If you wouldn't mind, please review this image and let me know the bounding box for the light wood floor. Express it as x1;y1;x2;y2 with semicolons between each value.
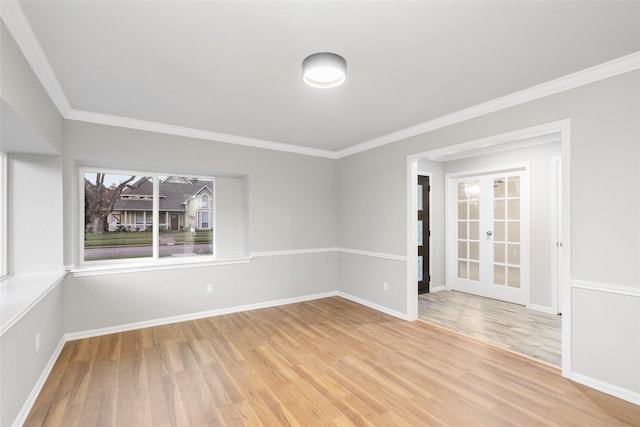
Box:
418;291;562;366
26;297;638;426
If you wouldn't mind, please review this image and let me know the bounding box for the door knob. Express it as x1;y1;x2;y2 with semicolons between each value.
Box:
486;231;493;237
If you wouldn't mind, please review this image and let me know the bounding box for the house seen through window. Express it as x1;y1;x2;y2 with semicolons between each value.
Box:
83;170;214;262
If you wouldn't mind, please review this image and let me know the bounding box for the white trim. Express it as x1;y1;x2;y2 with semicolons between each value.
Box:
406;160;419;320
78;167;222;272
559;120;572;378
337;291;410;321
67;109;338;159
2;1;636;159
429;286;445;293
67;52;640;160
550;155;562;315
416;121;566;161
407;119;572;378
429;133;561;163
13;291;406;425
72;246;409;276
527;304;557;315
571;280;640;298
251;247;337;258
570;372;640;406
152;172;159;259
0;1;72;115
0;271;66;336
12;336;66;427
337;247;407;262
64;291;339;341
71;256;252;277
338;52;640;158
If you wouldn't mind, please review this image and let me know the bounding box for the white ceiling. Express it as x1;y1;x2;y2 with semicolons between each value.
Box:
9;1;640;154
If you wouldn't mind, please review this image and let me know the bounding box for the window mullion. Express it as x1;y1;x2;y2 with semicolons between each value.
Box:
153;175;159;259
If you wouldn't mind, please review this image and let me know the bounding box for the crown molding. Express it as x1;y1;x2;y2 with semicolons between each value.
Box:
336;51;640;159
3;0;638;160
0;1;71;115
2;1;336;159
66;109;338;159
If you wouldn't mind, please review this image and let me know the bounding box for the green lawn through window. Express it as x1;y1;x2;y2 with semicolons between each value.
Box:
85;230;213;246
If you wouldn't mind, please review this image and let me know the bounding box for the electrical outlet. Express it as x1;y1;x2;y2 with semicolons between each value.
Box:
206;284;214;294
35;333;40;352
383;281;389;291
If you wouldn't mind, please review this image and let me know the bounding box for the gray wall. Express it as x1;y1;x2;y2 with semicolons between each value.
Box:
215;175;248;258
0;285;63;427
62;120;338;333
10;154;64;275
0;18;65;427
65;252;337;333
337;70;640;396
0;22;63;154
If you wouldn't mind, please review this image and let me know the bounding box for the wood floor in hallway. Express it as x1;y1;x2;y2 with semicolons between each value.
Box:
26;297;638;426
418;290;562;366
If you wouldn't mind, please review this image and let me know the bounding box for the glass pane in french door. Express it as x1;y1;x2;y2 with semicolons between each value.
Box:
457;181;480;281
493;176;521;288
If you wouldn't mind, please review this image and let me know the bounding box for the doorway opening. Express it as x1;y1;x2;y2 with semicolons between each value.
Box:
406;120;571;376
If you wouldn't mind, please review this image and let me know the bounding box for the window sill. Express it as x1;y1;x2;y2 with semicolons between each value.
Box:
70;256;252;277
0;271;66;336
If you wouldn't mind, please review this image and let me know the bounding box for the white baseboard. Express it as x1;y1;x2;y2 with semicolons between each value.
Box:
527;303;558;315
13;336;66;427
570;372;640;406
429;286;446;293
336;291;410;321
65;291;338;341
12;290;640;426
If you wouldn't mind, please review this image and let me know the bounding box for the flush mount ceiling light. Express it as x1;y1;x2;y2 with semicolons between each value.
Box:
302;52;346;88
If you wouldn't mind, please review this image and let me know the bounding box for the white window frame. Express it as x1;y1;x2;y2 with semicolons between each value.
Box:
0;152;8;278
78;167;219;272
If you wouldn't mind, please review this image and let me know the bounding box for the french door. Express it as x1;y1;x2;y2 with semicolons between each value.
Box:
447;168;529;305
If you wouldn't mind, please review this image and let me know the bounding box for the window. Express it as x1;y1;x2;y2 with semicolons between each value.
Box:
198;211;210;229
81;168;215;264
0;152;7;277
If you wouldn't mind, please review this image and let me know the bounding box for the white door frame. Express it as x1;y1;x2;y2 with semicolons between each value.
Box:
406;119;572;378
550;155;562;315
